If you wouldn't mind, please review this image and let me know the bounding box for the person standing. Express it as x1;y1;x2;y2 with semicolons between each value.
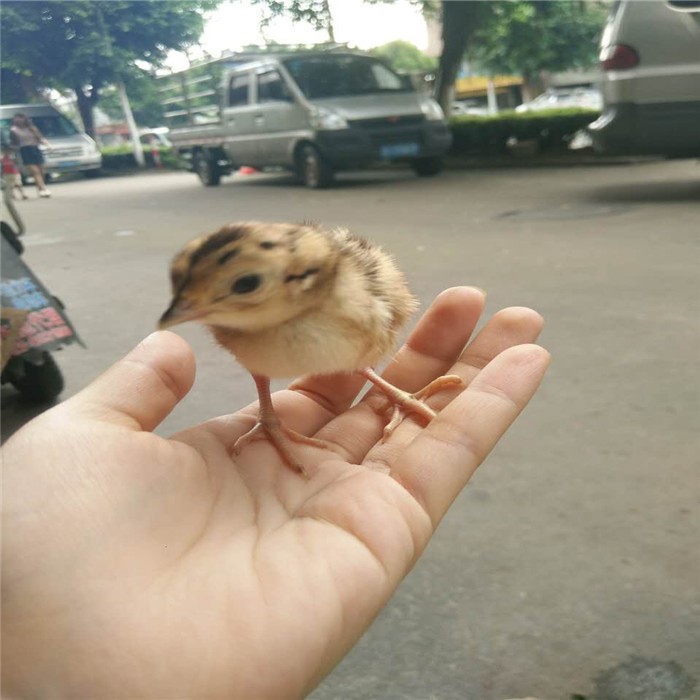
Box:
10;113;51;198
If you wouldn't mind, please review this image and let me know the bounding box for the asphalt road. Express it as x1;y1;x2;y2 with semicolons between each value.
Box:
3;161;699;699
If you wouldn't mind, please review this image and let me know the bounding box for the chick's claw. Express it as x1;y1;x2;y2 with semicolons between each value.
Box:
359;368;465;440
414;374;466;401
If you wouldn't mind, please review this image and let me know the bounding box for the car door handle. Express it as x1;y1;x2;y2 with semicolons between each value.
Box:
254;114;264;125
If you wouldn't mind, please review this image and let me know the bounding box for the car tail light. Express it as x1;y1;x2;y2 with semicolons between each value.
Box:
600;44;640;70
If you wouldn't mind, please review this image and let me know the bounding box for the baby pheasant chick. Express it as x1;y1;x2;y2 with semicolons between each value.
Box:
159;221;462;474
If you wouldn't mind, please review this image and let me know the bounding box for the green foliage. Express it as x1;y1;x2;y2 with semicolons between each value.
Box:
468;1;608;78
370;41;437;73
247;0;335;39
101;147;184;171
0;69;34;104
449;108;600;156
1;0;220;131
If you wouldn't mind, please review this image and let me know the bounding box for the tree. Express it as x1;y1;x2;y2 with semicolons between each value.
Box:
246;0;484;112
468;1;608;99
0;69;39;105
370;40;436;73
432;1;491;113
248;0;337;42
1;1;220;137
99;72;166;128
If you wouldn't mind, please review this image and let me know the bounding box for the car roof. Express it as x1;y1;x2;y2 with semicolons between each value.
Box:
229;51;372;72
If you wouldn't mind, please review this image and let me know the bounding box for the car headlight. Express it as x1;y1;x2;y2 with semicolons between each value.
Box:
309;107;348;130
420;99;445;121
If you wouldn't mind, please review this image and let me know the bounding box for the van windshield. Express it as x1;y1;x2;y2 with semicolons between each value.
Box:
1;114;79;138
282;55;409;99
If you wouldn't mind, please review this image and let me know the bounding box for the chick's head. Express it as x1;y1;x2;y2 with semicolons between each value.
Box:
158;222;339;333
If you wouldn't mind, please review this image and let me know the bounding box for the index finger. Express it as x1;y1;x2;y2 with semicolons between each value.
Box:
391;344;551;528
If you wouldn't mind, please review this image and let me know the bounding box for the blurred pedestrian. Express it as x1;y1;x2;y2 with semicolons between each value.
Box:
2;142;28;200
10;113;51;198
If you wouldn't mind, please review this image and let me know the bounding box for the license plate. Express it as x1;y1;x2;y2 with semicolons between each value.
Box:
380;143;419;159
58;160;79;167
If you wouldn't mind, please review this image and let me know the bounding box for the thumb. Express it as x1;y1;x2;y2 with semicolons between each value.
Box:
66;331;195;432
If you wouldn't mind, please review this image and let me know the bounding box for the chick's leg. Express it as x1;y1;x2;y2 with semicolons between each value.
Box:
233;374;331;475
358;367;464;439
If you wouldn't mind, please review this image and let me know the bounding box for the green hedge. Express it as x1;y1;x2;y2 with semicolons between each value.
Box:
449;108;600;156
100;147;184;171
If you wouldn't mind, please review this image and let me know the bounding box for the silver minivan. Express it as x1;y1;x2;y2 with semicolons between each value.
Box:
589;0;700;157
1;103;102;178
168;52;453;188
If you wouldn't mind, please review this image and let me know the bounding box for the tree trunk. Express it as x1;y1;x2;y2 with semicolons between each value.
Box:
521;71;545;102
320;0;335;43
74;85;97;138
434;1;485;114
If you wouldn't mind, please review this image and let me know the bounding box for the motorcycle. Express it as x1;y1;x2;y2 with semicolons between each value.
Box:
1;182;82;403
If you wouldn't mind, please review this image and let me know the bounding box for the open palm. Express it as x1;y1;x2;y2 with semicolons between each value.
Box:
2;287;549;699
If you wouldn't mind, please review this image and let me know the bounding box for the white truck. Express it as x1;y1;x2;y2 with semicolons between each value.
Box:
0;103;102;179
164;51;452;188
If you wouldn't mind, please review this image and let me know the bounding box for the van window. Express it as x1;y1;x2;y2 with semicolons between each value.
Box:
666;0;700;9
1;114;78;138
229;74;250;107
282;55;409;99
257;70;291;103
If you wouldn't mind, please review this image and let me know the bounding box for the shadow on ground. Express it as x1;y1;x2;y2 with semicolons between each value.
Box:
222;168;418;190
584;178;700;204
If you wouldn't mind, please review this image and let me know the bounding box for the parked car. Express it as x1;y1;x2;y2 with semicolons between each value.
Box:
139;127;172;148
451;100;490;117
0;103;102;178
589;0;700;157
516;87;602;113
167;51;452;188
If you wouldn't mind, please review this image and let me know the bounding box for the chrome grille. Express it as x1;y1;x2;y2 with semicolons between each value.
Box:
50;147;83;158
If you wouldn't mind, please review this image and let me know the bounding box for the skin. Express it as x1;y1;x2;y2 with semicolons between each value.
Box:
2;287;550;699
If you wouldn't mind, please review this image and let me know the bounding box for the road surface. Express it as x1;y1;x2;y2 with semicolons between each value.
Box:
3;161;698;699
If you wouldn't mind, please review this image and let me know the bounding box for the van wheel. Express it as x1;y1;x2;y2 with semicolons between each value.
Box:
194;151;222;186
8;352;64;403
411;157;443;177
297;144;334;189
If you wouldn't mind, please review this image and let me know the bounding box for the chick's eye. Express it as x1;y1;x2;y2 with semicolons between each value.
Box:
232;274;262;295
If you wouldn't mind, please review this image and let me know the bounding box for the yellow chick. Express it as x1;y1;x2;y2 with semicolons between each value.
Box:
159;221;461;474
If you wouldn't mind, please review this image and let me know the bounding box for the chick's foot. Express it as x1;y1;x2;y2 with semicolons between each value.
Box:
233;418;331;476
233;374;333;476
358;368;464;440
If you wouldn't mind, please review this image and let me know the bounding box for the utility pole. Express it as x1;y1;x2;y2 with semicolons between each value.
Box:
118;81;145;167
486;78;498;115
94;4;145;167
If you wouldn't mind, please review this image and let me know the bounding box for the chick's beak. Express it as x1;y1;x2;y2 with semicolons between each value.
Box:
158;297;206;329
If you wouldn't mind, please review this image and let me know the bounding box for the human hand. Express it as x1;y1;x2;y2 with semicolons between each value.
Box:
2;287;549;699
